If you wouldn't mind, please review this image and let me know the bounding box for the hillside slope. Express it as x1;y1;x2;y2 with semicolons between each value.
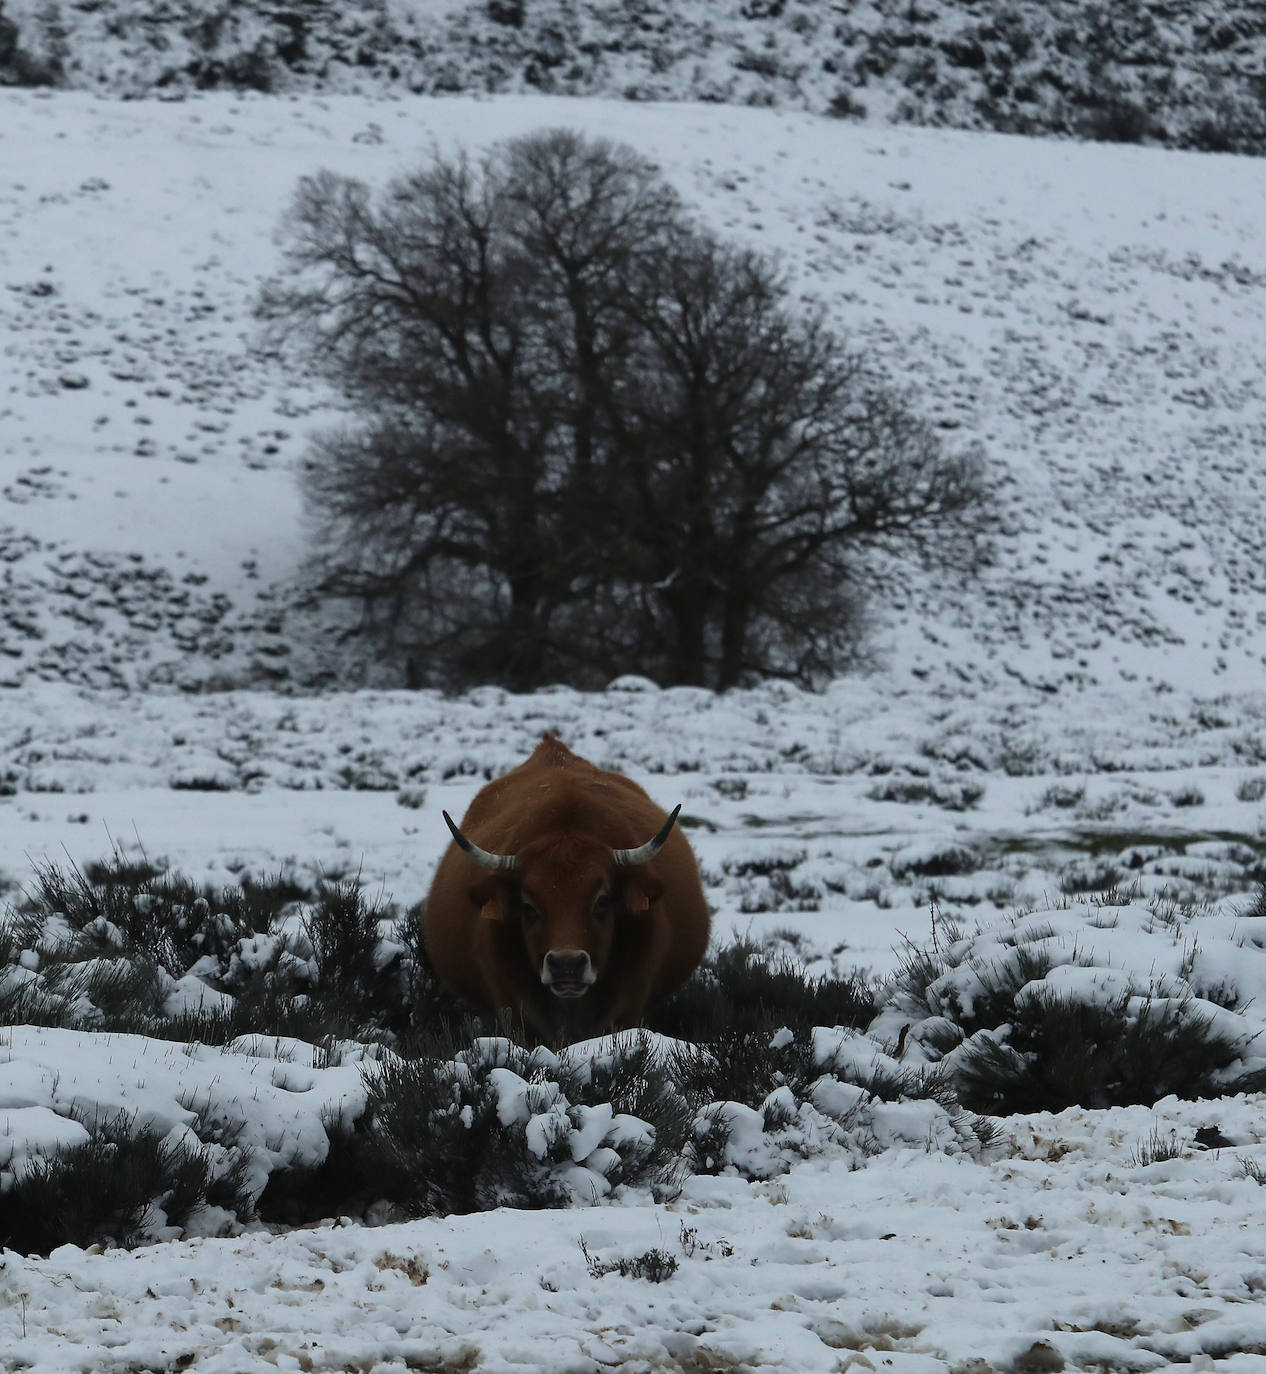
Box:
4;0;1266;153
2;90;1265;699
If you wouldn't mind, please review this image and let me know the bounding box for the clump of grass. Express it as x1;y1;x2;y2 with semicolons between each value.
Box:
1129;1127;1185;1167
580;1237;678;1282
1237;880;1266;920
1237;1155;1266;1185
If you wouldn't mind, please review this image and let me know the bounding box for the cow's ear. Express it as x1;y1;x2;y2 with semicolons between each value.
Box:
469;878;502;919
622;875;662;915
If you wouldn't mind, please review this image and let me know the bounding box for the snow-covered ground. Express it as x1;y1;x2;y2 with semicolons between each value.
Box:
5;1068;1266;1372
6;698;1266;1370
5;83;1266;1373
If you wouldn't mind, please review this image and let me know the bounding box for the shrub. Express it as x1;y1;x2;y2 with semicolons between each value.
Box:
327;1038;691;1219
881;901;1266;1115
949;989;1248;1115
1;856;411;1045
0;1114;253;1254
649;939;875;1044
867;776;985;810
1077;91;1153;144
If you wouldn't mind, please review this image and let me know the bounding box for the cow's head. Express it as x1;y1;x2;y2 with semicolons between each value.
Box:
443;805;681;999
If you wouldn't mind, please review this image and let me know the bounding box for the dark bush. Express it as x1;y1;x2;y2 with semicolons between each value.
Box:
649;939;875;1043
1077;91;1153;144
0;1114;252;1255
952;991;1253;1114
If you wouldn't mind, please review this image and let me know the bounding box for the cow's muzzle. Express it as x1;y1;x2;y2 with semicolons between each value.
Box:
542;949;595;998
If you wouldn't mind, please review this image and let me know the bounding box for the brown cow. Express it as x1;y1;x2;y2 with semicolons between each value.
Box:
423;733;710;1041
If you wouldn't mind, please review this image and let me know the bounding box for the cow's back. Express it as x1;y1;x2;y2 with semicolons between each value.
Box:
459;735;664;852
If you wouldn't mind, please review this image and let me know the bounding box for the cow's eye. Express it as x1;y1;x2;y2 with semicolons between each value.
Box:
592;891;614;914
519;892;542;922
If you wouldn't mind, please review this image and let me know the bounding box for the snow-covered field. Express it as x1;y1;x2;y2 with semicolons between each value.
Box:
6;1088;1266;1374
5;84;1266;1372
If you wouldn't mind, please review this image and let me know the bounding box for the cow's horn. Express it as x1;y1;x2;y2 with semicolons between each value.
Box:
612;804;681;868
443;811;520;872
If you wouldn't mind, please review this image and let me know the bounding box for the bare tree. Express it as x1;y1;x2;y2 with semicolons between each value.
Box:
260;130;684;688
575;229;992;688
261;128;993;691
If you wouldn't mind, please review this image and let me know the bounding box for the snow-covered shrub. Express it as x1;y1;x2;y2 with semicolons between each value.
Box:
1034;780;1086;811
341;1037;692;1218
1058;858;1125;896
867;774;986;810
0;1112;253;1255
947;989;1249;1116
21;853;301;979
0;2;64;85
650;939;874;1045
1076;88;1154;145
874;901;1266;1114
890;840;980;880
1;856;410;1045
1183;84;1266;155
714;843;823;912
685;1024;992;1180
302;879;400;1023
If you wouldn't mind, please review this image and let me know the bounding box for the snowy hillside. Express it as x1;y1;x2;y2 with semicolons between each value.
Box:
6;29;1266;1372
3;90;1266;701
5;0;1266;154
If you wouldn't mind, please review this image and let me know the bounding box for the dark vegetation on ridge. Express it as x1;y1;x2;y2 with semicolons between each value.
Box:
3;1;1264;155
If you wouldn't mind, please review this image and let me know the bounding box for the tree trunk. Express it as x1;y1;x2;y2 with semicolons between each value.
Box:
668;580;709;686
503;570;545;690
717;503;759;690
717;586;749;691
